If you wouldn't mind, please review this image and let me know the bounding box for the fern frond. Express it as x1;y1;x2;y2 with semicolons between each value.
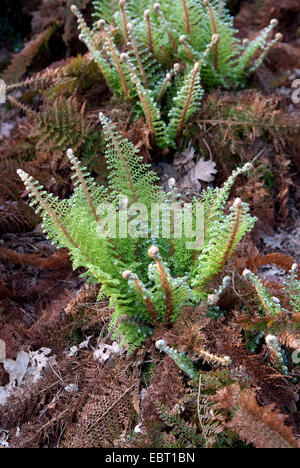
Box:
155;339;232;381
243;269;285;316
156;339;199;380
2;24;57;84
98;20;132;99
9;95;91;155
99;112;161;203
71;4;95;44
194;198;256;289
92;0;118;25
265;335;289;375
120;53;167;147
166;62;204;145
235;19;280;83
219;386;300;449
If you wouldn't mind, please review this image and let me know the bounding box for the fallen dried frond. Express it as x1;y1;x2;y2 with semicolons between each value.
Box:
216;384;300;449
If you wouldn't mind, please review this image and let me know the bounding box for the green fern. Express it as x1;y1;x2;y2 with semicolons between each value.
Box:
18;114;255;351
69;1;281;148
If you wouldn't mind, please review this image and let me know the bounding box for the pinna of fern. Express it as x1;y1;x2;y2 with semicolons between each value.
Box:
18;113;255;351
243;267;300;316
70;1;281;148
155;339;232;382
242;267;300;376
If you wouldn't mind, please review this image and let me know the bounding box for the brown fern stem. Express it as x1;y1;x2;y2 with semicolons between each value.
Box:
98;20;130;99
153;3;178;53
219;198;243;271
121;54;156;139
8;95;37;119
204;1;219;71
122;271;157;323
181;0;191;35
157;72;172;102
134;280;157;323
127;23;149;88
179;35;195;62
119;0;130;42
144;10;155;56
176;62;199;138
17;171;80;250
148;246;174;328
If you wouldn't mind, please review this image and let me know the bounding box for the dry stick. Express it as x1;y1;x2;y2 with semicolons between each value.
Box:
127;22;149;88
144;9;155;56
197;375;209;448
148;246;174;328
204;0;219;72
98;19;130;99
181;0;191;35
176;62;200;138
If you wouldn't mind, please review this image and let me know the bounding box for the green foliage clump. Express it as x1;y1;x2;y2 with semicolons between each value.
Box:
18;114;256;351
71;0;282;148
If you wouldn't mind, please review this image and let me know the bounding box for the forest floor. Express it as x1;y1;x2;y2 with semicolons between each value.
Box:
0;0;299;449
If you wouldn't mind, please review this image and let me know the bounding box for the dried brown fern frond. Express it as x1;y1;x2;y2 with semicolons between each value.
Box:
196;90;298;170
2;24;58;84
8;95;92;157
1;358;82;448
236;166;275;235
274;154;292;221
31;0;90;46
276;329;300;350
198;89;295;139
62;354;139;448
63;385;137;448
6;67;63;93
0;201;34;233
196;374;225;448
247;253;299;279
47;54;104;97
65;284;101;316
216;384;300;449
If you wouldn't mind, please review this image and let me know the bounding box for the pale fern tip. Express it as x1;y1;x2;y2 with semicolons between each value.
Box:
148;246;160;259
155;339;167;350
